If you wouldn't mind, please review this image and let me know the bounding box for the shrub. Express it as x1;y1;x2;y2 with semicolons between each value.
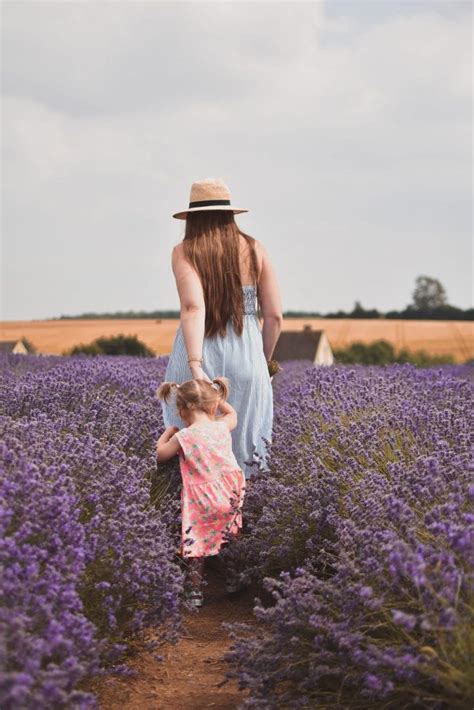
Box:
67;335;155;357
333;340;455;366
0;354;183;709
223;362;474;708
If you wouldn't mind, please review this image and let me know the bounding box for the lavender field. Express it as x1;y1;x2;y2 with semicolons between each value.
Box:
1;353;473;709
223;360;474;708
0;354;184;709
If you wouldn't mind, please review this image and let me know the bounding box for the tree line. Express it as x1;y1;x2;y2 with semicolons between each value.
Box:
55;276;472;321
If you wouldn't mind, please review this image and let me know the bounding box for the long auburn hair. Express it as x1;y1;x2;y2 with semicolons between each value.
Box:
181;211;261;337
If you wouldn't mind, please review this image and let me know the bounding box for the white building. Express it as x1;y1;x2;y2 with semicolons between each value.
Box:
0;340;30;355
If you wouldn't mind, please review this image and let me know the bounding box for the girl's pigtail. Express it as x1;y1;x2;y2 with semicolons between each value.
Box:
156;381;177;402
212;376;230;401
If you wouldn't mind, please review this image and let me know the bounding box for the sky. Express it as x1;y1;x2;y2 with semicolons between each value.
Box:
1;0;472;321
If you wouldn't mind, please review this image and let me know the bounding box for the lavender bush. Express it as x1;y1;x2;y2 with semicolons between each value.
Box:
0;354;184;709
2;352;472;708
223;361;474;708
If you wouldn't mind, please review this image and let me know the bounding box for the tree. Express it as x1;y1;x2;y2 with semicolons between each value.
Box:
410;276;447;311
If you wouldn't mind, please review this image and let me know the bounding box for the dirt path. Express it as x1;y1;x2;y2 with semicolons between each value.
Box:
91;566;256;709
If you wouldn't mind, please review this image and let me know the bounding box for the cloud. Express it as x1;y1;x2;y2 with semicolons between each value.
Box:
2;2;324;115
1;1;472;319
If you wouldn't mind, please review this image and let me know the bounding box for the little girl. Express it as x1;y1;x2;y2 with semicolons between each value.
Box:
155;376;246;607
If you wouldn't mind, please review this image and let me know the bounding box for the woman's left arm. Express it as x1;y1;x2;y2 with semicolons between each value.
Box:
171;245;211;382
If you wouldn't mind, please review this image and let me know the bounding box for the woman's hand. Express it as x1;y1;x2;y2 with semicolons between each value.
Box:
189;363;212;383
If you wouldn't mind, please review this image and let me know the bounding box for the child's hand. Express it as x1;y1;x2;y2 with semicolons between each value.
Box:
216;400;238;431
156;426;181;463
156;427;178;456
217;399;236;416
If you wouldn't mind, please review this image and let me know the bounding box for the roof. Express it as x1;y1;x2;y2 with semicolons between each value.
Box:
0;340;21;353
272;330;323;361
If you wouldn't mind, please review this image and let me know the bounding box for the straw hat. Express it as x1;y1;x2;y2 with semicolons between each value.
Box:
172;178;248;220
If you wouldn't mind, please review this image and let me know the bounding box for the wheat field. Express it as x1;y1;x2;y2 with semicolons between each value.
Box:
1;318;473;363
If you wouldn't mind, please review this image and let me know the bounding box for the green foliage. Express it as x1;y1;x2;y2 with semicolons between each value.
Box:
53;273;472;322
385;304;474;321
65;334;155;357
54;304;473;322
411;275;448;311
56;310;180;320
396;347;455;366
333;339;455;366
348;300;382;319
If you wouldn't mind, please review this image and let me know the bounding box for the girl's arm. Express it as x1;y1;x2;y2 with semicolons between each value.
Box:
156;427;181;463
172;245;211;381
217;400;238;432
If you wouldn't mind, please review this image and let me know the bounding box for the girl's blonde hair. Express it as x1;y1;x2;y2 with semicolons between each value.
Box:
156;377;230;416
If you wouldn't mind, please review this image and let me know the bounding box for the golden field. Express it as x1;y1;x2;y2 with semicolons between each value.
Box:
1;318;473;363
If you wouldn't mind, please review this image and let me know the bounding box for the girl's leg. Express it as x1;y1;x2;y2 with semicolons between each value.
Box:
188;556;205;591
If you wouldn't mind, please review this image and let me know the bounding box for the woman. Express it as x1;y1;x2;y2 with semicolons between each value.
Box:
161;177;283;479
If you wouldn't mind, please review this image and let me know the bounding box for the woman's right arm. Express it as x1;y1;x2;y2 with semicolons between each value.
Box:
172;244;211;382
257;243;283;361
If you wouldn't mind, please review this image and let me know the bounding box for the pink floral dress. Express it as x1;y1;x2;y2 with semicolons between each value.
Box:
174;418;246;558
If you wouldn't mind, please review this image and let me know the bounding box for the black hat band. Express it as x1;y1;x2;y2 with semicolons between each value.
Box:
188;199;231;208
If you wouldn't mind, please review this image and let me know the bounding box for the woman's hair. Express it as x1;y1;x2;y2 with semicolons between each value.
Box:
156;377;230;416
182;211;261;338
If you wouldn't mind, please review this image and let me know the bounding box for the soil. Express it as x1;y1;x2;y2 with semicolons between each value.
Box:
90;566;257;710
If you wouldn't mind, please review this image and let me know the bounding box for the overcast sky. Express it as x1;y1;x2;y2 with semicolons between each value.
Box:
1;0;472;320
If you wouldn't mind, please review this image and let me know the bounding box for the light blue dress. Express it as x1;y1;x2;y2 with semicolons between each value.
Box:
161;284;273;479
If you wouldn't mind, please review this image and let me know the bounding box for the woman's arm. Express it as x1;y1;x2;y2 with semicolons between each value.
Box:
257;243;283;360
171;245;211;382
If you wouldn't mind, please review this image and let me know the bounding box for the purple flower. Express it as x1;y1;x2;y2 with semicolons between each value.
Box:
1;353;185;708
391;609;417;632
220;360;474;707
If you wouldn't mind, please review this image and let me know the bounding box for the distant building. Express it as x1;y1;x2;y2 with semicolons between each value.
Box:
0;340;30;355
272;326;334;366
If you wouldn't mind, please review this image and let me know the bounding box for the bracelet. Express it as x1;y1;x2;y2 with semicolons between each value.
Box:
267;359;282;377
188;357;203;365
